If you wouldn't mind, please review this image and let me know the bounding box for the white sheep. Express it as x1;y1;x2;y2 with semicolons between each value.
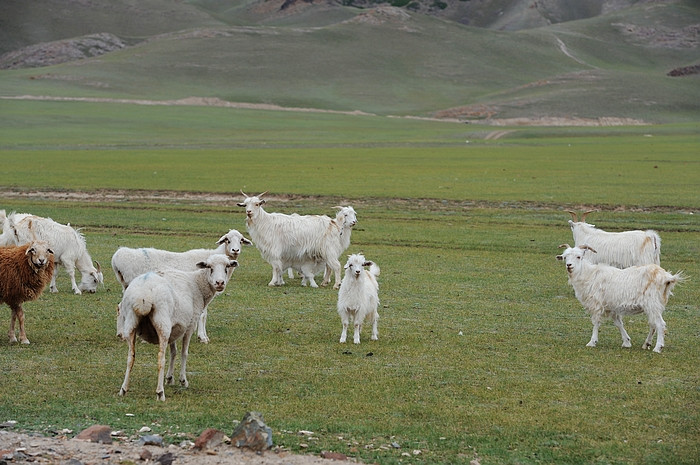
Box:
6;212;103;294
237;191;355;289
111;229;251;343
0;224;55;344
567;210;661;268
116;254;238;401
337;253;380;344
557;244;684;353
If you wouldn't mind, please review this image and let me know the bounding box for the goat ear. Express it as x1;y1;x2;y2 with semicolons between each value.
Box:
241;237;253;245
362;261;373;267
196;261;208;269
259;199;266;205
236;202;246;207
229;260;239;268
556;255;564;261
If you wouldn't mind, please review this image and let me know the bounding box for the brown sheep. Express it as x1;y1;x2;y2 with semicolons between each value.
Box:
0;239;55;344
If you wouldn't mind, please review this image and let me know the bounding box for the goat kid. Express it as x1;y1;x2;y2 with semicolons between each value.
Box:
337;254;380;344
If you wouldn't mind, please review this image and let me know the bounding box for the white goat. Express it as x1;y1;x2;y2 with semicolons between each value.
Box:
287;206;358;289
111;229;251;343
117;254;238;401
567;210;661;268
337;253;380;344
237;191;355;289
557;244;684;353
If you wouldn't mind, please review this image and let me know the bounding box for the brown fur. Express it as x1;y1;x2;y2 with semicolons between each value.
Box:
0;242;55;344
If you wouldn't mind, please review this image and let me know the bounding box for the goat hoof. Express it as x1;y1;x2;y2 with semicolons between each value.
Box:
119;388;127;397
157;391;165;401
20;339;30;345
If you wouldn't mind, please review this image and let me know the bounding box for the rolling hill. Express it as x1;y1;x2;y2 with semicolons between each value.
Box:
0;0;698;124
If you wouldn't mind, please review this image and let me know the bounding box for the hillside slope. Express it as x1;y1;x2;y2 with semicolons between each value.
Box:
0;0;698;123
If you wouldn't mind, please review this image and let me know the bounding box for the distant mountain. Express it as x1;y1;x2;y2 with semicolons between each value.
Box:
0;0;698;123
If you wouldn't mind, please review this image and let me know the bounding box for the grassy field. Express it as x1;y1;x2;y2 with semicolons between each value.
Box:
0;101;698;464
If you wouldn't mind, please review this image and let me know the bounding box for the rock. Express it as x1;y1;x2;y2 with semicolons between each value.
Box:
156;452;175;464
75;425;112;444
140;449;153;460
194;428;224;450
138;435;164;447
230;412;273;452
320;451;347;460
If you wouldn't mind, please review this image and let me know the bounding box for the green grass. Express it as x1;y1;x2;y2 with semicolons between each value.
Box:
0;99;698;464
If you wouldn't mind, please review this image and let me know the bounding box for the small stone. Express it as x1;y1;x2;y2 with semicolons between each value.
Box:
391;442;401;449
156;452;175;465
140;449;153;460
194;428;224;450
76;425;113;444
139;435;164;447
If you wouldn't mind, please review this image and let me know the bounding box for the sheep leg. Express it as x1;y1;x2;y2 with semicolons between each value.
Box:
339;311;349;343
301;264;318;288
612;314;631;348
370;311;379;341
642;327;656;350
179;331;192;388
49;265;60;293
156;337;169;401
269;262;285;286
166;342;177;385
119;331;137;396
9;304;29;344
64;263;81;295
648;310;666;353
353;321;363;344
197;307;209;344
587;312;602;347
287;268;295;279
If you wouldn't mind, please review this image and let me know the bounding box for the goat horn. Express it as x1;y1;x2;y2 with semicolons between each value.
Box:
558;243;571;249
95;260;102;273
240;190;249;198
581;210;595;222
567;211;579;222
580;245;598;253
258;191;268;197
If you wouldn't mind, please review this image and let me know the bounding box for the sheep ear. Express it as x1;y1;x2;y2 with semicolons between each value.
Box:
48;248;54;255
26;247;34;256
216;235;229;245
241;237;253;245
196;261;208;269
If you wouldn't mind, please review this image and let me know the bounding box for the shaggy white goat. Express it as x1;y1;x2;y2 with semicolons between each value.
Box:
0;210;31;246
567;210;661;268
337;253;380;344
557;244;683;353
287;206;358;289
117;254;238;401
237;191;355;288
7;212;103;294
111;229;251;343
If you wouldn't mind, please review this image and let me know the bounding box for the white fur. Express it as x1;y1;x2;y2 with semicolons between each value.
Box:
238;192;356;289
5;212;103;294
111;229;250;343
557;244;683;353
116;254;238;401
567;211;661;268
0;210;31;246
337;254;380;344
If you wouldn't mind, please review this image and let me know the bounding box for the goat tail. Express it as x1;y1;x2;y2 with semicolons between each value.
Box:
663;271;687;303
132;295;156;317
368;262;380;277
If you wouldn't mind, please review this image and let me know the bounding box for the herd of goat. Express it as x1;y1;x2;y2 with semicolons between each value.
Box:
0;196;685;400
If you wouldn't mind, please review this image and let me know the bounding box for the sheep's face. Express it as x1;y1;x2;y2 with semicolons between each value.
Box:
237;197;265;219
338;206;357;229
344;253;369;279
218;230;252;259
197;254;238;292
556;246;595;274
79;262;104;293
26;240;54;270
